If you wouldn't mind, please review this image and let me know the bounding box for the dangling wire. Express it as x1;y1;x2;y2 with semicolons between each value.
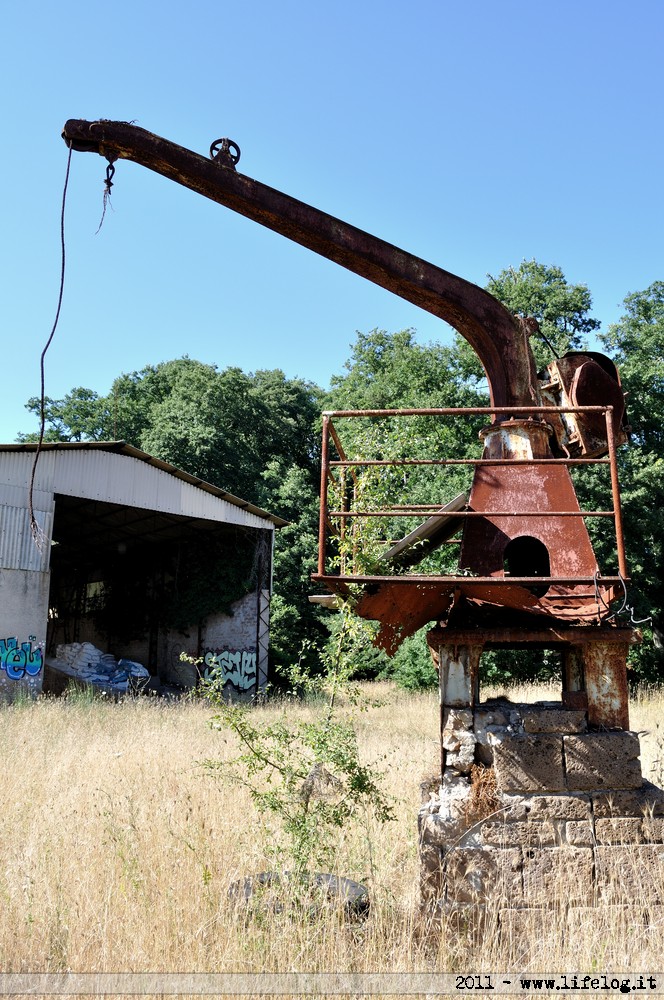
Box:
619;571;653;627
601;570;653;627
28;141;74;550
594;570;612;622
96;159;116;234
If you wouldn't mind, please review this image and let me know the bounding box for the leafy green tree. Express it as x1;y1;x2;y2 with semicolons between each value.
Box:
20;357;325;678
250;369;322;494
599;282;664;679
379;628;437;690
19;387;110;442
261;461;328;675
326;327;487;550
601;282;664;453
452;260;600;393
486;259;600;365
322;329;487;676
327;327;483;411
22;357;323;499
140;362;270;498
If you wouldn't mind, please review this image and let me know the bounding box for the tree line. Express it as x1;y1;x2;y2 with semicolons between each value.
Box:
21;262;664;685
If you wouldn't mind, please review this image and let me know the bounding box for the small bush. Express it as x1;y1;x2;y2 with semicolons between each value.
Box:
199;606;396;877
382;629;438;691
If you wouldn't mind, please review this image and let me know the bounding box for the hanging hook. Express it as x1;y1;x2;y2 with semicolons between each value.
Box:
96;156;117;234
104;159;116;194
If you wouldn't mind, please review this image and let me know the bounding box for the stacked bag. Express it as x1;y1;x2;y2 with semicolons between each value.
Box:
55;642;150;692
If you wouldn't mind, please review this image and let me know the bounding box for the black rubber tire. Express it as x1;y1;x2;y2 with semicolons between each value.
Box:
228;871;370;920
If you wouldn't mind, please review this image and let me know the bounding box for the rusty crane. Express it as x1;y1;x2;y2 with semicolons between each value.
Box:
62;120;635;732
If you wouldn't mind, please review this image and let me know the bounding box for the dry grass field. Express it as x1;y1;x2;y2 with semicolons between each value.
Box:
1;680;663;993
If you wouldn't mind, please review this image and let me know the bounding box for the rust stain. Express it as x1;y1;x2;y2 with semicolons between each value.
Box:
583;640;631;730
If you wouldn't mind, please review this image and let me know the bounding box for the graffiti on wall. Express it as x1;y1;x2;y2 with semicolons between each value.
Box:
203;648;257;692
0;636;44;680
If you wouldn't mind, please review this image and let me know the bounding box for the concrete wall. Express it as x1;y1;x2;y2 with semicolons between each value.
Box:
0;568;49;699
42;583;268;698
0;449;275;700
164;589;267;697
46;585;267;698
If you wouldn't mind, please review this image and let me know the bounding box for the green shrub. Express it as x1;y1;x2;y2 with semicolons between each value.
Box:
381;629;438;691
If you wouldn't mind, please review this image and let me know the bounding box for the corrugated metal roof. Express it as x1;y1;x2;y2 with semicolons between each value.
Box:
0;504;52;572
0;442;288;528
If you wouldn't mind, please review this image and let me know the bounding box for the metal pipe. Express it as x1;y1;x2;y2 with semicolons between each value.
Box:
339;466;347;576
327;419;359;494
605;407;629;579
328;510;616;518
62;119;539;410
311;573;626;585
318;415;330;577
327;421;348;462
323;405;612;418
329;457;611;467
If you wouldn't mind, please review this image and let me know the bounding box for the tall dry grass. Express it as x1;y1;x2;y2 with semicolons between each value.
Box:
0;681;663;985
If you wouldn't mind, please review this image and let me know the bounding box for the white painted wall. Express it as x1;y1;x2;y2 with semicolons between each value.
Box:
0;568;49;699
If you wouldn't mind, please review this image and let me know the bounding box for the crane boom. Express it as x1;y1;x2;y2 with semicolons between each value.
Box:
62;118;538;412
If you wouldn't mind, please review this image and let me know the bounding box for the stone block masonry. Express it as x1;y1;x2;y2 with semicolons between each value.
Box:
489;733;566;792
488;721;642;795
563;732;642;790
419;696;664;916
595;845;664;904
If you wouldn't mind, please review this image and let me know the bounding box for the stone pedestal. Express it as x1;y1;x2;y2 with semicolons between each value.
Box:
419;697;664;919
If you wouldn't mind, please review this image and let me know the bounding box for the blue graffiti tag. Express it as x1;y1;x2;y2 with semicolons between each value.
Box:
0;636;44;680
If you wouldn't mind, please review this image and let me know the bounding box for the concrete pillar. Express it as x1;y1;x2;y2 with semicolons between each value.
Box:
434;643;483;709
582;641;631;730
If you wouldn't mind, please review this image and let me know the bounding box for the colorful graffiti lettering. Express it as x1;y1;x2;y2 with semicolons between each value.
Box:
0;636;44;680
203;648;256;691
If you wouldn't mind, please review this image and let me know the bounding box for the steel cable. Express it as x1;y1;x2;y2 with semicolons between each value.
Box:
28;140;73;549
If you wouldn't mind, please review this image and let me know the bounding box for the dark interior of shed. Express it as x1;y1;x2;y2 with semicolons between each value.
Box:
46;493;261;673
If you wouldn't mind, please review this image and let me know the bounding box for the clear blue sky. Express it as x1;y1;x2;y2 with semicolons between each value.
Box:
2;0;662;442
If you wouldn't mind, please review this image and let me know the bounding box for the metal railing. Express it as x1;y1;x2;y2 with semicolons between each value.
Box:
315;405;627;587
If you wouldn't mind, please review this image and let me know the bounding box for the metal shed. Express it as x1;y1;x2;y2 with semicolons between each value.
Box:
0;442;286;700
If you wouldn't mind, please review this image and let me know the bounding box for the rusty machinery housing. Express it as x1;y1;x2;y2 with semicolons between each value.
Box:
62;120;654;920
61;119;635;729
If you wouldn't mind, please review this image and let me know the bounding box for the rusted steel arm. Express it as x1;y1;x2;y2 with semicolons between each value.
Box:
62;119;538;411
